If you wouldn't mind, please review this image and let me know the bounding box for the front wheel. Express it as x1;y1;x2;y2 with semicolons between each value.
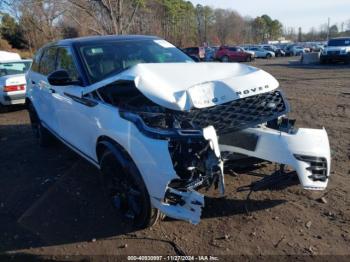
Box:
245;56;252;62
266;53;272;59
100;148;159;229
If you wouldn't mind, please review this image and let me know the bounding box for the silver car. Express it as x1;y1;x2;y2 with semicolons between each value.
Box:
247;47;275;59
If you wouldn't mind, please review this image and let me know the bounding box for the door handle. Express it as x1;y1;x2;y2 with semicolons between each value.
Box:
49;88;56;94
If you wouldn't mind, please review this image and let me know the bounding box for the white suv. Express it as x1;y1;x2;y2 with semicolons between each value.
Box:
26;35;331;227
321;37;350;64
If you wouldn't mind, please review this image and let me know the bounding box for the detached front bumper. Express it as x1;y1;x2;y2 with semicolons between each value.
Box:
220;126;331;190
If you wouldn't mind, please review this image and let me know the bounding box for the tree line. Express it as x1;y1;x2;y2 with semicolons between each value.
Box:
0;0;349;55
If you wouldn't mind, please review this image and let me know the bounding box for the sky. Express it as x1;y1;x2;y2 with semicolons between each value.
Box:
189;0;350;32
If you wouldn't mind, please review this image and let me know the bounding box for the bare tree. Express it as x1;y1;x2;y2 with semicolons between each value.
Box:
65;0;143;35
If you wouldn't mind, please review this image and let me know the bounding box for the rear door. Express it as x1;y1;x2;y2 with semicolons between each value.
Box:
228;47;239;61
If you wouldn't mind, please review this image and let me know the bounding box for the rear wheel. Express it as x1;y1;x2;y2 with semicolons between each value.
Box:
320;57;329;64
100;148;159;229
27;102;54;147
221;56;229;62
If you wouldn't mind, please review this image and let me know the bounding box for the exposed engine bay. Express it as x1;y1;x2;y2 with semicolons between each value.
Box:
87;62;331;224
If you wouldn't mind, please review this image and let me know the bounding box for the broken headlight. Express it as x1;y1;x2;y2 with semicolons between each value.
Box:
119;110;203;140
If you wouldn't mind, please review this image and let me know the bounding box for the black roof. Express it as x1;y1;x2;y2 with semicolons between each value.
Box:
45;34;161;48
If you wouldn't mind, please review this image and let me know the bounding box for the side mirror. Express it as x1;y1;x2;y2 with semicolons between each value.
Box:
48;70;81;86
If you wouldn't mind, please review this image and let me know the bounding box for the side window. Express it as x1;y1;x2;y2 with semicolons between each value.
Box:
39;47;57;76
31;49;43;73
56;47;79;81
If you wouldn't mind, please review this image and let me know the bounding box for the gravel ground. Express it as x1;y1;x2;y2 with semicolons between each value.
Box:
0;57;349;261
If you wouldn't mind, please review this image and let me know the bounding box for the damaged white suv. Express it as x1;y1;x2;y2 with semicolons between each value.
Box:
26;35;331;228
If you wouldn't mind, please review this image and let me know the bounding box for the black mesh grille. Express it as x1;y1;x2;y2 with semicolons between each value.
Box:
177;90;288;134
327;50;340;55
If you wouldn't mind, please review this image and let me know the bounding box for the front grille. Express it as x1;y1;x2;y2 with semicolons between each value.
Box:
177;90;288;134
327;51;340;55
294;155;328;182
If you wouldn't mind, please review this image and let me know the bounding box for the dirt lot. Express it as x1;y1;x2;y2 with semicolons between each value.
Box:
0;57;349;261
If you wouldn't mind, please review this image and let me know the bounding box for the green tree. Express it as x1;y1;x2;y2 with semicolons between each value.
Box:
0;13;27;49
252;16;267;42
329;24;339;38
195;4;214;45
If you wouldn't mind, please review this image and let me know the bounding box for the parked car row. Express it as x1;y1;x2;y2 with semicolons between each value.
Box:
182;43;290;62
182;45;278;63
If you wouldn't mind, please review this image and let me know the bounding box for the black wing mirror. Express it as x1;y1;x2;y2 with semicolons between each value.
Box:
48;70;81;86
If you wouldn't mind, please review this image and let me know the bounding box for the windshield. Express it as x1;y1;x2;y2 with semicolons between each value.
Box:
0;61;32;77
328;39;350;47
79;39;194;83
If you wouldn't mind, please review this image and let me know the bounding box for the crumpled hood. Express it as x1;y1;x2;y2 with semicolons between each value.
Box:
84;62;279;111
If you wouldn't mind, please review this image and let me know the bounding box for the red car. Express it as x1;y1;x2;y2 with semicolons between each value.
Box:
215;46;253;62
182;47;206;61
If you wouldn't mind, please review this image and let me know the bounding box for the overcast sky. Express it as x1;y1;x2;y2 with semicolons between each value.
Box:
189;0;350;32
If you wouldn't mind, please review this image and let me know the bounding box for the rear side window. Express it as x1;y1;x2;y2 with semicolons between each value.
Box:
56;47;79;81
39;47;57;76
0;61;32;77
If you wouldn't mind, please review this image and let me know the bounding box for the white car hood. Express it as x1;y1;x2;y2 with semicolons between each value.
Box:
83;62;279;111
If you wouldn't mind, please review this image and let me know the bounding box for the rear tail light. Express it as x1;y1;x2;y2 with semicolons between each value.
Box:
3;84;26;92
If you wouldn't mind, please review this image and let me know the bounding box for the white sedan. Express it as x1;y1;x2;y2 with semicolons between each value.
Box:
0;59;32;108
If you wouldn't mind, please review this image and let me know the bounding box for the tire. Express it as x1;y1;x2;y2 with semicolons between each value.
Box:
0;105;9;113
245;56;252;62
221;56;229;62
27;102;54;147
266;53;272;59
99;147;159;229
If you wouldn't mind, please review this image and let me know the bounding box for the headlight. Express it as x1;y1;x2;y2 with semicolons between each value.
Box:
119;110;203;139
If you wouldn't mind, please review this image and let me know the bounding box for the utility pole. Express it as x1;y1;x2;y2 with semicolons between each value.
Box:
326;17;330;41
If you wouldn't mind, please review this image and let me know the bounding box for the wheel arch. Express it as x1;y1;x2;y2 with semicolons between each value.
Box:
96;135;133;166
25;97;32;107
